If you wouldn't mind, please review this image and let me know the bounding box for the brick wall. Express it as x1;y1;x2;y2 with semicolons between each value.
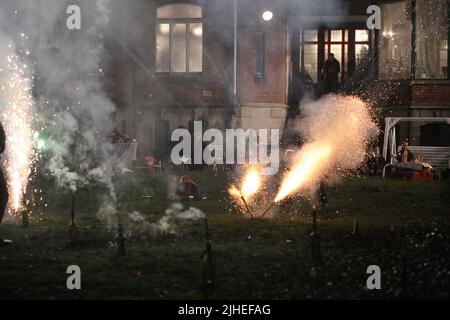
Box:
412;85;450;106
105;0;290;159
237;0;287;105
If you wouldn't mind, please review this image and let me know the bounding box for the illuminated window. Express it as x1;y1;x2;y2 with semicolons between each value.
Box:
324;29;349;82
300;30;318;82
415;0;448;79
378;1;412;80
156;4;203;73
355;30;369;42
355;30;369;67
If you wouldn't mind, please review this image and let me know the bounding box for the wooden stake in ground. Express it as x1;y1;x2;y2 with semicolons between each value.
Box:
69;192;77;229
202;217;215;298
240;195;254;218
21;194;29;228
116;221;126;256
310;208;322;263
261;202;276;218
69;192;80;241
353;220;360;237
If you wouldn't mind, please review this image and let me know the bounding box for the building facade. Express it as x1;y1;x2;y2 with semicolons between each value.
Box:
104;0;450;162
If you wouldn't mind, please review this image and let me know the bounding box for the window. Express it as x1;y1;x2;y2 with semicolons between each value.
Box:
355;30;369;67
255;32;266;82
300;29;318;82
298;28;372;84
415;0;448;79
325;29;349;82
379;1;412;80
156;4;203;73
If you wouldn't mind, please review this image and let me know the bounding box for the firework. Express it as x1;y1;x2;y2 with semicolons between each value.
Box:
0;44;36;213
275;142;332;203
228;168;262;217
273;95;377;203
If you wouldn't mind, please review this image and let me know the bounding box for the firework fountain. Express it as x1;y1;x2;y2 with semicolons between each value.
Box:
0;42;36;216
228;167;262;218
272;95;377;205
230;95;378;217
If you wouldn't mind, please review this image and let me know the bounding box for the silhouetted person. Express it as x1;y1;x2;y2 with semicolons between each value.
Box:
0;121;9;244
290;65;315;110
317;181;328;211
325;53;340;93
299;65;315;99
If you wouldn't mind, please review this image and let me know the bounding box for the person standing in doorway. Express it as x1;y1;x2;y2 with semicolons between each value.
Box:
325;53;340;93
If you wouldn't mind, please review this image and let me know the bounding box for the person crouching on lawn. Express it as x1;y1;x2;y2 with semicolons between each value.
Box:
176;175;201;201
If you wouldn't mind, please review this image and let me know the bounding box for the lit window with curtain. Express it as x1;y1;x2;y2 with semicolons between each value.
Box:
324;29;348;83
355;30;369;67
415;0;448;79
300;29;318;82
378;0;412;80
156;3;203;73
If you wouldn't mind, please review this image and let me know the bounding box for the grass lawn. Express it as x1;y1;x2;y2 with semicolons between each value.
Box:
0;169;449;299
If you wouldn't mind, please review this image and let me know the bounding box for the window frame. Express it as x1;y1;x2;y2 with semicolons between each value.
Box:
324;29;349;83
354;30;370;66
377;0;413;81
412;0;450;80
299;29;319;82
155;4;203;75
298;27;371;84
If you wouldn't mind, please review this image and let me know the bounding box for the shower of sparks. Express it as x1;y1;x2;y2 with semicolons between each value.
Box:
229;168;262;198
240;168;262;198
0;45;37;213
275;142;332;203
228;167;262;215
274;95;377;203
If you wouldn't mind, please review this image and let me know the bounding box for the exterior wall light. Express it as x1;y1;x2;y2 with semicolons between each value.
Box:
262;11;273;21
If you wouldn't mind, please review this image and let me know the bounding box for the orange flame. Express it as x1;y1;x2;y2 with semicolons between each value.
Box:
241;168;261;198
228;168;262;199
275;142;332;203
228;185;241;198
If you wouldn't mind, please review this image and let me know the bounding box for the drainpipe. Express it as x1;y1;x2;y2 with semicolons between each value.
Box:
233;0;238;112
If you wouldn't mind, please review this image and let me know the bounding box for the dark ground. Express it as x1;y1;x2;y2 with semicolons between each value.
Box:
0;169;449;299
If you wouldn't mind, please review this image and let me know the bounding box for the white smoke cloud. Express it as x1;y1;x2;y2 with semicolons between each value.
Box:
298;95;378;172
97;202;206;236
0;1;117;191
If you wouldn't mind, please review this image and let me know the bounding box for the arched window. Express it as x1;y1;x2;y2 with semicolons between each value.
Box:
156;3;203;73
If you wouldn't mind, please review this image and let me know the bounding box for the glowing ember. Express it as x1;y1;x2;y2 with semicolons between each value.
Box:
0;46;36;213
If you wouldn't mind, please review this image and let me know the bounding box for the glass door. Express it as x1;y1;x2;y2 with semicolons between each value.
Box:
324;29;348;84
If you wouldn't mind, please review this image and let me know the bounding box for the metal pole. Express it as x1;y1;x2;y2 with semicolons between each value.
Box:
233;0;238;109
391;126;397;165
382;117;390;162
